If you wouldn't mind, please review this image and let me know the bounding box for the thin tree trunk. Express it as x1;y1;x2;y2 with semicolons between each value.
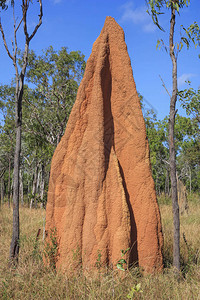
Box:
30;162;38;209
27;176;30;208
10;171;14;204
169;5;180;272
165;169;167;198
1;176;4;205
6;1;43;265
9;121;21;264
40;164;45;208
0;168;6;207
8;157;11;208
19;168;23;206
167;168;170;196
9;63;23;263
35;164;41;208
165;167;170;197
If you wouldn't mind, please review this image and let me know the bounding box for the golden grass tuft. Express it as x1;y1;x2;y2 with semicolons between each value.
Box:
0;198;200;299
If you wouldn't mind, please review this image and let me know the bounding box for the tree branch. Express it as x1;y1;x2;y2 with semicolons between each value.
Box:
23;0;43;43
29;0;43;41
13;4;18;61
0;167;6;178
16;17;23;34
22;0;29;41
0;18;14;61
23;97;49;137
159;75;171;98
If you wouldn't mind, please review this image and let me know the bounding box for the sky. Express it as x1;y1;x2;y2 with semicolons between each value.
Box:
0;0;200;120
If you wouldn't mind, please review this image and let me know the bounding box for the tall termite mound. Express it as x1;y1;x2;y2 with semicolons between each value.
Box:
45;16;163;273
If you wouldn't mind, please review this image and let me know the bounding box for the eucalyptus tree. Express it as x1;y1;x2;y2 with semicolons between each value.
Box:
21;46;86;146
178;86;200;193
0;85;15;207
0;47;85;210
140;95;169;194
0;0;43;265
20;47;85;207
146;0;199;271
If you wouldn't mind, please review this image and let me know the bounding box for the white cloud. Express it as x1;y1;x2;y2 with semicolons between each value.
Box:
178;73;196;88
143;22;157;33
120;2;157;33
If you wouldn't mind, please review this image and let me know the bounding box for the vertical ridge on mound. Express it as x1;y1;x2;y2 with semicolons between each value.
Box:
45;16;163;273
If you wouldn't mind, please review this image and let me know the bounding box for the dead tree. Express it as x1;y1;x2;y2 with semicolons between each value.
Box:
0;0;43;265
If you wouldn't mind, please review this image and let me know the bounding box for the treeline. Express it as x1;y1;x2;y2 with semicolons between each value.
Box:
141;91;200;196
0;46;85;207
0;46;199;207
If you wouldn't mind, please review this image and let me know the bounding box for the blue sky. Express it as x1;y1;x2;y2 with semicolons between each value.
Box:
0;0;199;120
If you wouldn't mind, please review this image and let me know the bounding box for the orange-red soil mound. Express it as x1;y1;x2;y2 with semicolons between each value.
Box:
45;16;163;273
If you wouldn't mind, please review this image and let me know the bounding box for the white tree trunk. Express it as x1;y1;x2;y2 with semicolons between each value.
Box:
19;168;23;205
30;163;38;209
1;176;4;205
40;164;45;208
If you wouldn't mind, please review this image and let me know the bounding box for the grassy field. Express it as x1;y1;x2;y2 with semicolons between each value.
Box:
0;196;200;299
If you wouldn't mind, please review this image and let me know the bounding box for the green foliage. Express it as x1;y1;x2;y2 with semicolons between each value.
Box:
146;0;190;32
95;250;102;269
116;248;130;271
177;85;200;192
140;86;199;195
178;84;200;124
181;22;200;50
147;0;200;56
146;0;166;32
19;46;85;147
141;90;199;195
0;46;85;206
140;96;169;194
0;85;15;170
127;283;143;299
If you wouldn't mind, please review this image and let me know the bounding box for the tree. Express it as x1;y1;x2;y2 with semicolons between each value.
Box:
20;47;85;207
178;85;200;193
0;46;85;210
0;85;15;207
0;0;43;265
140;94;169;195
21;46;85;145
146;0;199;272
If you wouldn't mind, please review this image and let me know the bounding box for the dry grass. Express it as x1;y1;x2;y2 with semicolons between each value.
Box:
0;197;200;299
